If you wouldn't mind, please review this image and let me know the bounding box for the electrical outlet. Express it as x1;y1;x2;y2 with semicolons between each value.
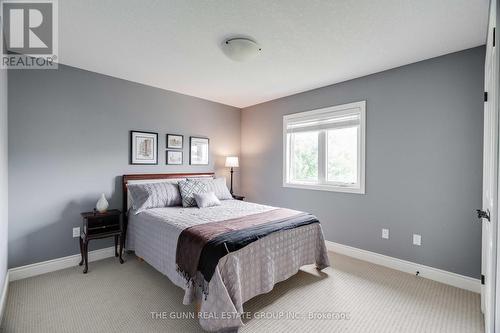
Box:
72;227;80;238
382;228;389;239
413;234;421;246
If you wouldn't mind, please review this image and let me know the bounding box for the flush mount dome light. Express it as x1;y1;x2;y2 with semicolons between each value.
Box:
221;38;262;62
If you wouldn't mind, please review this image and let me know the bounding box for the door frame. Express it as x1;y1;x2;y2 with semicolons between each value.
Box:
490;1;500;332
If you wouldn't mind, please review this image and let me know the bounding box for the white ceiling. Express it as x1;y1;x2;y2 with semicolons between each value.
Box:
59;0;489;108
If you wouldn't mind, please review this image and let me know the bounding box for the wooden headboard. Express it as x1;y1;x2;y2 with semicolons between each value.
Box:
122;172;214;215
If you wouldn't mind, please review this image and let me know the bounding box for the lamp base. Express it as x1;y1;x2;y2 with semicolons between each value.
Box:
230;168;234;194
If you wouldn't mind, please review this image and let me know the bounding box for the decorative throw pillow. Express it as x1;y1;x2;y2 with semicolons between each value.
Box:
193;192;221;208
188;177;232;200
128;181;182;213
178;180;208;207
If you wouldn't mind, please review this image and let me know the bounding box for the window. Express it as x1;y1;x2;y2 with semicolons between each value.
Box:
283;101;366;194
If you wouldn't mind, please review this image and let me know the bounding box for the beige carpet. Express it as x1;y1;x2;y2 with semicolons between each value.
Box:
1;252;483;333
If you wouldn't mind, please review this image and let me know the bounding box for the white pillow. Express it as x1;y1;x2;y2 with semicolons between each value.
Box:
189;177;232;200
127;178;185;210
178;180;209;207
128;181;182;213
193;192;221;208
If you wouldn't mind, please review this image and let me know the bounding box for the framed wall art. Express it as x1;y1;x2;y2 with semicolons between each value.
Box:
166;150;183;165
190;137;209;165
166;134;183;149
130;131;158;165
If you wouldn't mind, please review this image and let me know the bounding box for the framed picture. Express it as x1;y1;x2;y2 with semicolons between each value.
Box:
166;134;183;149
166;150;183;165
130;131;158;165
190;137;209;165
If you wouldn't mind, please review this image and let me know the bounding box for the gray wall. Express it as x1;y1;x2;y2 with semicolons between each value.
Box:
0;68;7;303
8;64;240;268
7;47;485;278
241;47;485;278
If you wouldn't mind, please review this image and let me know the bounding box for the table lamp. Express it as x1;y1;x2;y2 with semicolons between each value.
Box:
225;156;239;194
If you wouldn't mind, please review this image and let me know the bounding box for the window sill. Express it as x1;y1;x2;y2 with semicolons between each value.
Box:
283;182;365;194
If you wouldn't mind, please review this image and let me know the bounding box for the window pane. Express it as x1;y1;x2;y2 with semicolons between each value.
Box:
327;127;358;184
291;131;318;182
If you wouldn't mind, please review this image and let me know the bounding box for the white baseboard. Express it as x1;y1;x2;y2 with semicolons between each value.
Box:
325;240;481;293
5;242;480;294
0;270;9;324
8;247;115;282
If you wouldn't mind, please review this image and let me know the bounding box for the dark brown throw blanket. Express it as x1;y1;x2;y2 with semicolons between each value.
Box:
175;208;320;294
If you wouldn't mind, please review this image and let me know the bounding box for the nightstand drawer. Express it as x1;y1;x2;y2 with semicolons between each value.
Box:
87;215;119;229
86;223;120;236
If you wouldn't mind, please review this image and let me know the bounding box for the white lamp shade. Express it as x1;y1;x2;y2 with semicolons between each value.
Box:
225;156;239;168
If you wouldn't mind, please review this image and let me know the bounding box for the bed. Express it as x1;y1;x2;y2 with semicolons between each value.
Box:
122;173;330;332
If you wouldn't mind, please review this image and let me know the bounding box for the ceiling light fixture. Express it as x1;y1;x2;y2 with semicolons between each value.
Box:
221;37;262;62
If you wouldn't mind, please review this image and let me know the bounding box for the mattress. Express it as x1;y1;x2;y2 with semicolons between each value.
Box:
126;199;329;331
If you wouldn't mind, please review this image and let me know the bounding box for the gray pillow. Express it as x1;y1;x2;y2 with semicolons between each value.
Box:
193;192;221;208
128;181;182;213
188;177;232;200
178;180;208;207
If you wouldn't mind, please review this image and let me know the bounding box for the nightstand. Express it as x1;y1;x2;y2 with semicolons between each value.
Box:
232;194;245;201
79;209;124;274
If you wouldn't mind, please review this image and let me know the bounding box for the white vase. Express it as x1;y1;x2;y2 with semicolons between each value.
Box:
96;193;109;213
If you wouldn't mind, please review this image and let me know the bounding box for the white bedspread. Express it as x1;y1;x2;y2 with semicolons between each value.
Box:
126;200;329;332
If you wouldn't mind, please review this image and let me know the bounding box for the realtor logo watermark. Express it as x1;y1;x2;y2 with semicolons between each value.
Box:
1;0;58;69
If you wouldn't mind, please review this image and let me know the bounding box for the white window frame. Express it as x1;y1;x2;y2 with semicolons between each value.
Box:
283;101;366;194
